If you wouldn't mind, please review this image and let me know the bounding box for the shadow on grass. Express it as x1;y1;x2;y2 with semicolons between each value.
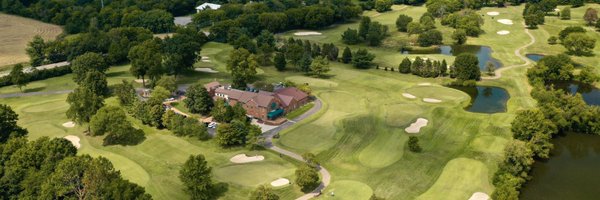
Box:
107;71;129;77
211;182;229;199
24;86;46;93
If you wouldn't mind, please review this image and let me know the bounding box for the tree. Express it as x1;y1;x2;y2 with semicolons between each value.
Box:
114;80;137;106
295;163;320;192
366;22;388;46
396;14;413;32
559;26;586;41
302;153;320;167
9;64;29;92
274;52;286;71
342;47;353;64
358;17;371;39
571;0;584;7
419;15;435;31
560;7;571;20
128;39;163;87
66;87;104;132
0;104;28;143
179;154;214;200
155;76;177;93
452;29;467;45
184;83;214;115
215;120;249;147
408;136;422;152
90;106;128;136
26;35;45;67
352;49;376;69
498;140;534;179
454;53;481;81
547;36;558;45
81;71;109;96
399;57;412;73
562;32;596;55
485;62;496;76
211;99;232;123
303;7;335;29
250;185;279;200
524;11;545;28
227;48;258;88
309;56;330;77
417;29;443;47
162;31;203;78
341;28;361;45
374;0;392;12
584;8;598;26
511;110;557;141
71;52;109;84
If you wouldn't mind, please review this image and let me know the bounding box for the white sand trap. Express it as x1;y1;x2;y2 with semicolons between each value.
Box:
134;79;145;83
468;192;490;200
497;19;513;25
486;11;499;16
230;154;265;163
63;135;81;149
62;121;75;128
418;83;431;86
194;68;219;73
554;8;560;12
270;178;290;187
294;31;322;36
201;59;211;62
402;93;416;99
201;56;209;59
423;98;442;103
405;118;429;133
497;30;510;35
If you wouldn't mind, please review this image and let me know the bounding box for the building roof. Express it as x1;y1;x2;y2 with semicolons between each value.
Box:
196;3;221;10
204;81;221;91
214;88;275;108
275;87;309;101
276;94;294;107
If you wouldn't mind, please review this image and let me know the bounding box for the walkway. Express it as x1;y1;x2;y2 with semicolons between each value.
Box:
0;61;70;78
262;99;330;200
483;23;535;80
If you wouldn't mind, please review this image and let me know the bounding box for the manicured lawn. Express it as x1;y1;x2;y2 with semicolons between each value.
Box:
285;102;314;120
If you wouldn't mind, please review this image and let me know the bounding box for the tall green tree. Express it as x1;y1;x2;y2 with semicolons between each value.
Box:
562;33;596;56
452;29;467;45
0;104;28;143
250;185;280;200
352;49;376;69
71;52;109;84
560;7;571;20
9;64;29;92
366;22;388;46
26;35;46;67
358;17;371;39
227;48;258;88
584;8;598;26
342;47;352;64
396;14;413;32
215;120;250;147
162;32;202;78
309;56;330;77
295;163;320;192
179;155;214;200
453;53;481;81
114;80;137;106
184;83;214;115
274;52;286;71
399;57;412;73
155;76;177;93
341;28;361;45
128;39;163;87
81;71;109;96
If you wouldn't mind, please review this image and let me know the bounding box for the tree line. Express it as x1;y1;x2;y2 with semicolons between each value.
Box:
0;0;194;33
0;104;151;199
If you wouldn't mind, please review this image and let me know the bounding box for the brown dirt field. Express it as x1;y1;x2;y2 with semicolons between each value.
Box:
0;13;62;69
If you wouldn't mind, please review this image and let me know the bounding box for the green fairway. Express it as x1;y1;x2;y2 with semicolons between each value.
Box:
416;158;493;200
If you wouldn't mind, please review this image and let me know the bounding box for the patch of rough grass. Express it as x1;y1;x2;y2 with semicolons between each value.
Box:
358;128;407;168
416;158;492;200
322;180;373;200
213;162;295;187
285;76;338;88
384;104;424;127
469;135;508;154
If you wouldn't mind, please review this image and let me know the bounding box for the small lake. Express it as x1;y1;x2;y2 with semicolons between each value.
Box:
449;86;510;113
525;53;544;62
521;133;600;200
403;45;502;71
551;81;600;106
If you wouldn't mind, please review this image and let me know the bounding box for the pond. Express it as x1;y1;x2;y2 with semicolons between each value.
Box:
551;81;600;106
403;45;502;71
520;133;600;200
449;86;510;113
525;53;544;62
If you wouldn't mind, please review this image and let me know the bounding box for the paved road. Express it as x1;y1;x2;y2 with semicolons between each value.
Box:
262;99;330;200
482;23;535;80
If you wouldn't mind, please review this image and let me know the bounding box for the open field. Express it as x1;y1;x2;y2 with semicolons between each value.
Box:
0;13;62;69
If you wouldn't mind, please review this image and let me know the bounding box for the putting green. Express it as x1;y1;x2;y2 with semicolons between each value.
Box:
384;103;425;127
416;158;492;200
321;180;373;200
213;162;295;187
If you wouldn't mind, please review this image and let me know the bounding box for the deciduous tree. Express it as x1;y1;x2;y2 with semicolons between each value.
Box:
179;154;214;200
9;64;29;92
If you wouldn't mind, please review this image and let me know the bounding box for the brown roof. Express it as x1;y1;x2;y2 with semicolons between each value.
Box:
215;88;275;108
275;87;308;101
276;94;294;107
204;81;221;90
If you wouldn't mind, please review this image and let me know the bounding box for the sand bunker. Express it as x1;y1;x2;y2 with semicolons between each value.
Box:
468;192;490;200
497;19;513;25
270;178;290;187
497;30;510;35
554;8;560;12
134;79;145;83
405;118;429;133
230;154;265;163
294;31;322;36
402;93;416;99
486;11;499;16
423;98;442;103
418;83;431;86
63;135;81;149
201;59;211;62
62;121;75;128
194;68;219;73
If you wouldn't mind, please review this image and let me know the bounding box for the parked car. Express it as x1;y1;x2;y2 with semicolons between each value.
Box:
208;122;218;129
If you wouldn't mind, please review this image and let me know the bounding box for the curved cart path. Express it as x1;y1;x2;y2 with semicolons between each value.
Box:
483;23;535;80
262;99;330;200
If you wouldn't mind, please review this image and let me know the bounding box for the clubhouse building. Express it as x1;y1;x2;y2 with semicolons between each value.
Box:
204;81;309;123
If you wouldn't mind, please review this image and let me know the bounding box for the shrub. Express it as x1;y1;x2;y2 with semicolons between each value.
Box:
408;136;422;152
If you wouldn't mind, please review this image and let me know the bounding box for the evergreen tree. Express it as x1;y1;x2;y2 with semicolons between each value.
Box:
342;28;361;44
440;59;448;76
274;52;286;71
358;17;371;39
560;7;571;20
309;56;330;77
352;49;375;69
399;57;412;73
396;14;413;32
454;53;481;81
179;155;214;200
342;47;353;63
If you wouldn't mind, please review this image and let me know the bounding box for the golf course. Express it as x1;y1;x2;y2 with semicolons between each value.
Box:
1;1;600;199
